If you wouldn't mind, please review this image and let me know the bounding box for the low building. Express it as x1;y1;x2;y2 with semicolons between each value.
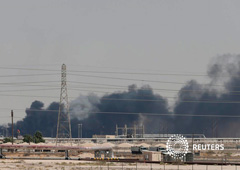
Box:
142;151;162;161
92;135;115;139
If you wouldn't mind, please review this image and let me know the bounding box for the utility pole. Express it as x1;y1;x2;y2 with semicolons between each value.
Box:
162;125;165;138
192;133;194;153
78;124;83;145
133;124;136;138
78;124;80;138
124;124;128;137
166;126;168;138
115;124;118;137
212;119;218;138
5;127;8;137
80;124;82;138
11;110;13;145
56;64;72;145
142;125;145;138
78;124;80;146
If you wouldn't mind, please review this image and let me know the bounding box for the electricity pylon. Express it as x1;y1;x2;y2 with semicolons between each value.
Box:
56;64;72;145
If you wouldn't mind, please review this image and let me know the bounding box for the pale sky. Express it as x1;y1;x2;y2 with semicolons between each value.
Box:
0;0;240;124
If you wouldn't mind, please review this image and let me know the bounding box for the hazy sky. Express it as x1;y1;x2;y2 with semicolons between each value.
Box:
0;0;240;124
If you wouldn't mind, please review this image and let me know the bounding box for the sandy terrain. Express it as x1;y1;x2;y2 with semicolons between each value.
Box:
0;159;238;170
1;141;240;169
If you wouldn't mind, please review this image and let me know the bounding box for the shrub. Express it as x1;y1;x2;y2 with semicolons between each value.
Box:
3;137;13;143
23;134;33;143
33;131;45;143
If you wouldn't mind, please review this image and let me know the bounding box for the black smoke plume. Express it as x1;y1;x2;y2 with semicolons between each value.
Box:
6;84;170;137
174;54;240;137
2;54;240;138
14;101;59;137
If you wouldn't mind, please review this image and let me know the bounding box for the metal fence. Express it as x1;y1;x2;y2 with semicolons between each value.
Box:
72;162;240;170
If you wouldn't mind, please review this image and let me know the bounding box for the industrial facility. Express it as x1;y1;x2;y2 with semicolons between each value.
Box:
0;64;240;167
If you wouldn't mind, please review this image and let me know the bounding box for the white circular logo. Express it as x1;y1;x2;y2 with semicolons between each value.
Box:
166;134;189;159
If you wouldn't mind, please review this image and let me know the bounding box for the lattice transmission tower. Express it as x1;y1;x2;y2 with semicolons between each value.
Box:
56;64;72;145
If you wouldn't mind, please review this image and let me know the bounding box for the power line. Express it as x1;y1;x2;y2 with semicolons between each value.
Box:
57;64;209;75
68;73;240;89
67;85;240;94
0;88;110;94
0;66;59;72
1;82;240;95
100;98;240;103
0;77;238;91
0;81;59;85
68;73;201;83
1;93;240;104
0;84;59;88
87;112;240;118
2;80;240;99
3;84;240;96
0;88;60;93
0;73;59;78
68;81;131;87
0;94;58;99
69;70;209;77
2;109;240;119
2;87;240;102
0;67;240;89
1;66;240;78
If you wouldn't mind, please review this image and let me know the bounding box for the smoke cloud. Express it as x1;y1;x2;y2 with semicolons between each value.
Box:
70;94;100;120
2;54;240;138
14;101;59;137
174;54;240;137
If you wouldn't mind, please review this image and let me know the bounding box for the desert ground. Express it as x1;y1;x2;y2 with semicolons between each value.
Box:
0;159;239;170
1;141;240;169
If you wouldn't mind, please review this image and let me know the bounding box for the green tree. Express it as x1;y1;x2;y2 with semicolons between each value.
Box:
3;137;13;143
33;131;45;143
23;134;33;143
